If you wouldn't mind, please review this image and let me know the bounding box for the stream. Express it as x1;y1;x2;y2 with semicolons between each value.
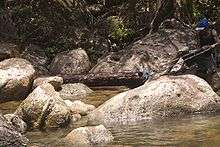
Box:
0;87;220;147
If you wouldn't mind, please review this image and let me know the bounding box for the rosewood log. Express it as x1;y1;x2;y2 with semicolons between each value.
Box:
61;72;146;88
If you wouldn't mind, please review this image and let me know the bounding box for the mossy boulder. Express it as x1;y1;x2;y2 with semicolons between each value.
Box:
15;83;71;129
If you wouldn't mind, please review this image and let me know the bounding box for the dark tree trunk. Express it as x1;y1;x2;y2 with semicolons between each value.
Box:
149;0;177;34
128;0;137;28
0;0;17;40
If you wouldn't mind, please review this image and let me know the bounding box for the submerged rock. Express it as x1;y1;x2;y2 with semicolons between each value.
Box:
64;100;96;116
33;76;63;91
0;114;28;147
88;75;220;125
64;125;114;145
0;58;36;102
15;83;71;129
4;114;27;133
59;83;93;101
49;49;91;76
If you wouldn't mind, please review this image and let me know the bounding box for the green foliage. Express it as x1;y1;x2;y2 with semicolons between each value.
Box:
107;16;134;43
2;0;220;64
45;46;57;59
192;0;220;22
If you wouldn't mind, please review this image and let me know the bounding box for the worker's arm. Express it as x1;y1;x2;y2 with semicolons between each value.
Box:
212;29;220;43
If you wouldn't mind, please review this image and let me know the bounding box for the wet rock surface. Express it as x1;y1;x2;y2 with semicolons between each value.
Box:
64;125;114;145
0;113;28;147
88;75;220;125
15;83;71;129
0;58;36;102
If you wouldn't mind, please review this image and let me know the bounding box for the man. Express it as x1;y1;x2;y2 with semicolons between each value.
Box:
194;18;219;85
196;18;219;47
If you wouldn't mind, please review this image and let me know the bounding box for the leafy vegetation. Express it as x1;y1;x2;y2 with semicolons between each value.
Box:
0;0;219;62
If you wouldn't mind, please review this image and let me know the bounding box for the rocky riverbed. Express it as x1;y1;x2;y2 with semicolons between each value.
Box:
1;87;220;147
0;19;220;147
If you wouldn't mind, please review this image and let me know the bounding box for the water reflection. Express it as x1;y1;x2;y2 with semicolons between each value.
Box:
109;115;220;146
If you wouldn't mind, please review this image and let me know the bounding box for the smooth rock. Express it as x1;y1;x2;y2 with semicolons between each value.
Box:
65;100;96;116
33;76;63;91
64;125;114;145
59;83;93;101
0;58;36;102
88;75;220;125
49;49;91;76
15;83;71;129
0;114;28;147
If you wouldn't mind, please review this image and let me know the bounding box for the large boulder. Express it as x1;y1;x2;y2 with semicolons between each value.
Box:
21;44;50;76
0;58;36;102
15;83;71;129
64;125;114;145
0;43;20;61
88;75;220;125
49;49;91;76
59;83;93;101
0;114;28;147
90;19;197;75
33;76;63;91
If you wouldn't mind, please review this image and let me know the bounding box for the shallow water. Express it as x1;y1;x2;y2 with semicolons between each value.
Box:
1;87;220;147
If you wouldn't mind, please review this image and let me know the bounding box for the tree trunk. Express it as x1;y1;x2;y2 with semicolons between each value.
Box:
0;1;17;40
149;0;177;34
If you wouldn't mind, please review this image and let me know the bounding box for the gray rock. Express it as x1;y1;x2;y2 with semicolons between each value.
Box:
0;43;20;61
59;83;93;101
0;58;36;102
15;83;71;129
0;114;28;147
89;20;197;75
21;44;49;76
33;76;63;91
49;49;91;76
4;114;27;133
64;125;114;145
212;68;220;94
88;75;220;125
65;100;95;116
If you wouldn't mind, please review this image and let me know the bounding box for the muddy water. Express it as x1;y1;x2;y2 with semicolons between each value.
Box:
1;87;220;147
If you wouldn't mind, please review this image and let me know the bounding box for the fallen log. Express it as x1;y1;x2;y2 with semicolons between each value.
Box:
61;72;146;88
